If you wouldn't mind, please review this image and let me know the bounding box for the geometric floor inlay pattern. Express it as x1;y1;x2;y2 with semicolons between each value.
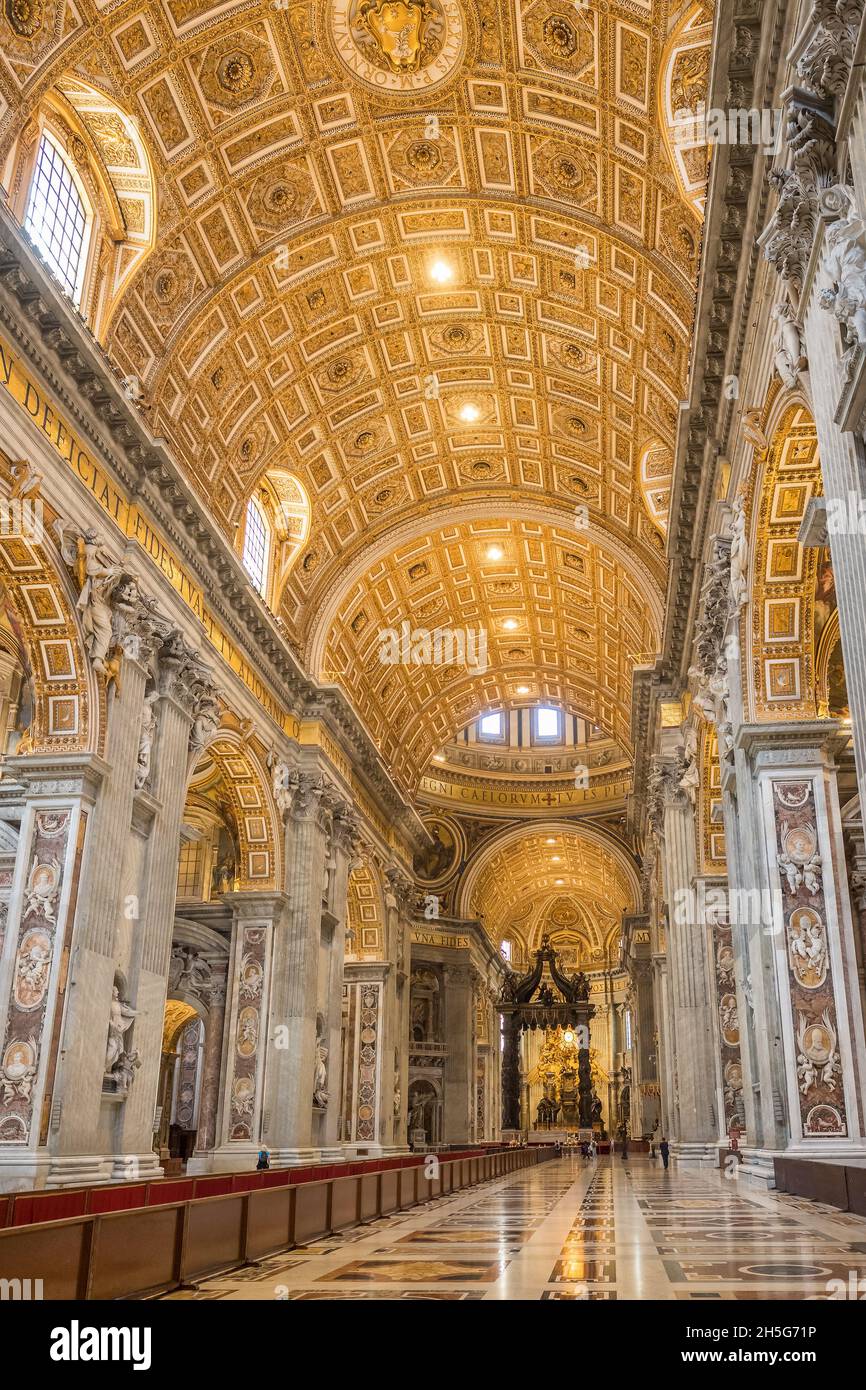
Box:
159;1156;866;1300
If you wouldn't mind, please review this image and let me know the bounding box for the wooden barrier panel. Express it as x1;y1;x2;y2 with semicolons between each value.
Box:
399;1167;417;1208
0;1146;540;1299
245;1187;294;1262
359;1173;379;1222
0;1217;90;1298
380;1170;399;1214
293;1181;330;1245
90;1206;182;1300
183;1196;245;1281
330;1176;360;1233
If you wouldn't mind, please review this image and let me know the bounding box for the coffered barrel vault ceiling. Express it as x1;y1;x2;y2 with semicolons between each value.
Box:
0;0;712;796
459;823;639;962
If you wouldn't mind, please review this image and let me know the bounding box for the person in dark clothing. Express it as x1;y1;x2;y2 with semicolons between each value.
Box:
620;1136;628;1161
659;1137;670;1170
256;1147;270;1171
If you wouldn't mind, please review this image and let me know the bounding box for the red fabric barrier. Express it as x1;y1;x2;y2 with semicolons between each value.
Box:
192;1176;233;1198
2;1145;514;1227
11;1190;89;1226
147;1180;194;1207
90;1184;148;1214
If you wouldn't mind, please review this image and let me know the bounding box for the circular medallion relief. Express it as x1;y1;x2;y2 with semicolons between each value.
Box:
325;0;470;95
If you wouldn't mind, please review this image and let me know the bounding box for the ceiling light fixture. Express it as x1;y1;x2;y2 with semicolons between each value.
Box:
429;258;453;284
516;685;530;695
486;544;504;561
459;403;480;422
502;617;518;630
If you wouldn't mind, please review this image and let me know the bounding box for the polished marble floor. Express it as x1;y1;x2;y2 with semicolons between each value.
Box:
162;1156;866;1301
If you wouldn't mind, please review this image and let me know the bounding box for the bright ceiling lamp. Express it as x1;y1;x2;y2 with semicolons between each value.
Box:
459;402;480;422
429;258;453;284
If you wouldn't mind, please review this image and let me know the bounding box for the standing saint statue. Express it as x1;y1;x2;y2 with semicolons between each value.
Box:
105;985;138;1076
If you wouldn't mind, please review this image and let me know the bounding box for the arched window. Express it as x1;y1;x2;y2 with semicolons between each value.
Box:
24;132;91;306
242;496;270;597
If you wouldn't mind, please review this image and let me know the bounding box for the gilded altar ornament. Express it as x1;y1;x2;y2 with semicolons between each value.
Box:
359;0;429;72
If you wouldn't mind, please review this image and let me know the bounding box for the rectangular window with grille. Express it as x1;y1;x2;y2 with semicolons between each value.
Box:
25;134;89;304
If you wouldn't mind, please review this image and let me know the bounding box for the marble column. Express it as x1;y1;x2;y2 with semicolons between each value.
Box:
656;755;720;1162
382;867;412;1151
44;639;154;1184
107;650;214;1178
191;963;228;1156
0;754;102;1188
319;806;358;1155
443;964;472;1143
258;772;330;1163
208;890;287;1170
342;962;388;1151
737;721;866;1162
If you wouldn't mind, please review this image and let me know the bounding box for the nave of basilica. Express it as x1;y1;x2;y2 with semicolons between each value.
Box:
2;0;866;1318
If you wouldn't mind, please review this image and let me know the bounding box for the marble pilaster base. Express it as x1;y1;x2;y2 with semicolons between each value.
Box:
670;1141;721;1167
106;1153;164;1183
736;1147;780;1189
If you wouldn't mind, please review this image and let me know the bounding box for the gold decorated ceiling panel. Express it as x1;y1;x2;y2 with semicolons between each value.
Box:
321;516;660;789
0;0;701;539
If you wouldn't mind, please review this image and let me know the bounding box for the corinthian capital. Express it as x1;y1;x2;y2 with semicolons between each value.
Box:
385;865;414;914
332;805;361;857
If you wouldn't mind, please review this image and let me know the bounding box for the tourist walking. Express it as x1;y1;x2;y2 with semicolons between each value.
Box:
659;1137;670;1171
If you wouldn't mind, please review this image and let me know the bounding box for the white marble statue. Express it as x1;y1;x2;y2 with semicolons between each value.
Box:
741;408;769;453
105;985;139;1076
770;302;805;388
729;486;749;611
678;725;700;805
313;1041;329;1109
134;690;159;791
820;186;866;348
189;695;220;757
74;531;122;673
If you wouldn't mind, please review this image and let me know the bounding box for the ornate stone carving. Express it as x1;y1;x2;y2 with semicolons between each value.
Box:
168;946;214;1008
796;0;864;101
819;184;866;349
771;301;806;388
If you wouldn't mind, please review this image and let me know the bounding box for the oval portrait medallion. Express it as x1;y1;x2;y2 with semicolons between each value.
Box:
325;0;470;95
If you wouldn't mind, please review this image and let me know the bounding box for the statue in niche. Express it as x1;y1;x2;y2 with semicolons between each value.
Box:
134;689;159;791
410;1095;426;1134
211;851;236;896
313;1029;329;1109
104;985;139;1088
